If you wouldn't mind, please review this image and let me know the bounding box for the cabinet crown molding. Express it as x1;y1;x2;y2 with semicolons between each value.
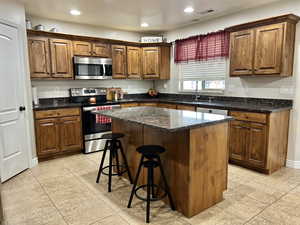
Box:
225;14;300;32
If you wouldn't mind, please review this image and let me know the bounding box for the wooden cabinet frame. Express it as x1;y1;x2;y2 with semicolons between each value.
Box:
227;14;299;77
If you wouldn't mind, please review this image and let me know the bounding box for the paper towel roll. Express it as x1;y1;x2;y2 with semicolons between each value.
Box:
32;86;39;105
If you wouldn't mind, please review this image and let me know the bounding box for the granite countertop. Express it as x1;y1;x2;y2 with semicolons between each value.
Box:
93;106;233;132
33;95;293;113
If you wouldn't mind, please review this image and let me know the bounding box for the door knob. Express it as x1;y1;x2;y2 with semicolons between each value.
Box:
19;106;26;111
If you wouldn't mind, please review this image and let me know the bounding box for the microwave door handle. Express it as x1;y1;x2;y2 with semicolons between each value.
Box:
103;64;106;76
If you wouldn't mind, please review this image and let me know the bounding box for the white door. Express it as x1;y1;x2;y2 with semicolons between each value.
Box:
0;22;29;182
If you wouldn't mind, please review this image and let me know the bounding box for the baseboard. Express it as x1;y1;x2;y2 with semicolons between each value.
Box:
286;160;300;169
29;157;38;168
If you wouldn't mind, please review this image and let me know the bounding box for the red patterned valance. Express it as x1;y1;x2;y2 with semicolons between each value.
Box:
175;30;230;63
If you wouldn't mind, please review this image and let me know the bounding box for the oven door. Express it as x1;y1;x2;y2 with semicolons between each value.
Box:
82;105;120;153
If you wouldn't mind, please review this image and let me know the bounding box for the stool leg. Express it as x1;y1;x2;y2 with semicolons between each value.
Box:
118;140;133;184
115;142;121;176
127;155;144;208
108;140;115;192
96;140;109;183
157;157;175;210
146;167;153;223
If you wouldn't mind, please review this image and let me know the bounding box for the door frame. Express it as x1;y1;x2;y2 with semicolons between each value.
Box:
0;18;35;181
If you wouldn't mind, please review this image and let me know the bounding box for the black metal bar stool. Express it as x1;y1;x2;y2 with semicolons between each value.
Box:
96;133;133;192
127;145;175;223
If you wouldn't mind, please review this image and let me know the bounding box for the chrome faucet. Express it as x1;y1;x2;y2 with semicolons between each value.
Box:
194;84;201;101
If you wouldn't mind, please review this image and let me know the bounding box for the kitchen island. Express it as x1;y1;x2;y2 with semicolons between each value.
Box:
94;107;233;218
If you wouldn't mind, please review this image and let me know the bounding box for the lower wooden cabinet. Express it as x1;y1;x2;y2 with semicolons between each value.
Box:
229;110;290;174
59;116;82;152
229;120;267;168
35;118;60;156
35;108;83;160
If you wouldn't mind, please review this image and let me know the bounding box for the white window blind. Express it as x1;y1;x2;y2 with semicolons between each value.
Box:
179;58;227;81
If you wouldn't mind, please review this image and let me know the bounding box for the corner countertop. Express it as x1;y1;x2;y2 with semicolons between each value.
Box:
93;106;233;132
33;95;293;113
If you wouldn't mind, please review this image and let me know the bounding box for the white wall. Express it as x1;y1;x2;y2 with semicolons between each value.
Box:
0;0;37;161
28;15;142;42
157;0;300;166
27;16;153;98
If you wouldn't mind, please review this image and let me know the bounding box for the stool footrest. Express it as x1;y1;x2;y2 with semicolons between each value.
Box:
101;165;129;176
134;184;167;202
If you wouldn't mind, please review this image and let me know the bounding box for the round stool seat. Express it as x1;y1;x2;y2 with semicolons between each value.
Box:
102;133;124;140
143;160;159;168
137;145;165;158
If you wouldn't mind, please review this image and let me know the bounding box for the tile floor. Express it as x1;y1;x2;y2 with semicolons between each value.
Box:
2;152;300;225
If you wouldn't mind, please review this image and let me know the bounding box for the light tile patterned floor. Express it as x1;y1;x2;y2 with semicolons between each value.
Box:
2;152;300;225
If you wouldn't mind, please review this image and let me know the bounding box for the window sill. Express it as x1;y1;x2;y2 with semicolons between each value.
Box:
178;90;225;94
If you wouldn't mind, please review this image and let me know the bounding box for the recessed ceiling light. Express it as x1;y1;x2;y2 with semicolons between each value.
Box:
184;7;194;13
141;22;149;27
70;9;81;16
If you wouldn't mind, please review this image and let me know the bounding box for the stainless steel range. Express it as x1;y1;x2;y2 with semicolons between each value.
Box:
70;88;121;154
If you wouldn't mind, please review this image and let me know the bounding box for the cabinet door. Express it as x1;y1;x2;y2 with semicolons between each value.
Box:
112;45;127;79
73;41;92;56
246;123;267;168
28;37;51;78
35;118;60;157
59;116;83;152
50;39;73;79
229;29;255;76
142;47;160;79
93;43;111;57
254;23;284;75
176;105;196;111
229;120;249;161
127;46;141;79
157;103;177;109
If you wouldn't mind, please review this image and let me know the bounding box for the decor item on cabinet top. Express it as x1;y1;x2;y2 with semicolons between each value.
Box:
49;27;58;32
34;24;45;31
148;88;158;97
141;36;164;43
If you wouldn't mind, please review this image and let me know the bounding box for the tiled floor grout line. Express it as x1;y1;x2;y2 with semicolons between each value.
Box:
242;182;300;225
30;170;71;225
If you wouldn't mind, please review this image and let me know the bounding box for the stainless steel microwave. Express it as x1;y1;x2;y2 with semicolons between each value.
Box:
73;56;112;80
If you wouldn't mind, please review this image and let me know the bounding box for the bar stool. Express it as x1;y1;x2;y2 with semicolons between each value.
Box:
127;145;175;223
96;133;133;192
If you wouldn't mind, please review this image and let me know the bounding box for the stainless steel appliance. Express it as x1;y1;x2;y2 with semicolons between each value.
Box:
73;56;112;80
196;107;228;115
70;88;121;153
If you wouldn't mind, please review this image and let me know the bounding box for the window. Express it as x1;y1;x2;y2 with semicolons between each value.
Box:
178;58;227;92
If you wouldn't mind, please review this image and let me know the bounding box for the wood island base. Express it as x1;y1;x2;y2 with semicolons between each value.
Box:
112;119;229;218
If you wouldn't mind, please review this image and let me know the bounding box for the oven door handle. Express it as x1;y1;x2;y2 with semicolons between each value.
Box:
83;105;121;111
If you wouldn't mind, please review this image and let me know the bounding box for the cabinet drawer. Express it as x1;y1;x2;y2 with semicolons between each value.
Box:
157;103;177;109
230;111;267;124
176;104;196;111
121;103;139;108
35;108;80;119
139;102;158;107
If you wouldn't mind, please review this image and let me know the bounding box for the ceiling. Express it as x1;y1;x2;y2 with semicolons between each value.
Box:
21;0;283;32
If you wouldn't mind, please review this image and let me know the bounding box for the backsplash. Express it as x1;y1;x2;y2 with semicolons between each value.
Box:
31;80;153;99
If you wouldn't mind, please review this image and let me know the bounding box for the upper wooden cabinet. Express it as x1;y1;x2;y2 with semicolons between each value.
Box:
127;46;141;79
141;46;170;80
228;14;300;77
229;30;255;76
28;36;73;80
28;37;51;78
73;41;111;57
112;45;127;79
27;30;171;80
142;47;160;79
50;39;73;78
